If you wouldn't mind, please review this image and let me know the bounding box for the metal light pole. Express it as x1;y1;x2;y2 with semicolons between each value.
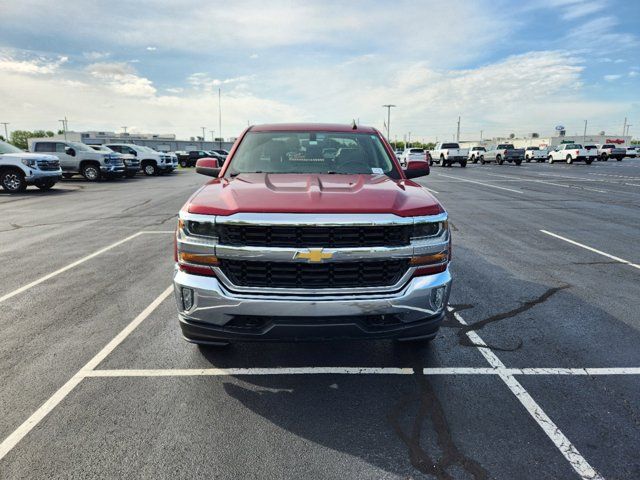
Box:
121;126;128;134
58;119;67;141
382;104;396;141
583;120;587;144
210;130;215;144
456;116;461;142
408;132;411;147
1;122;9;141
201;127;206;149
218;88;222;150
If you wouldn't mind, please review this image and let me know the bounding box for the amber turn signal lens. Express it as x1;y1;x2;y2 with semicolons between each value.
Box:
178;252;219;266
409;252;448;266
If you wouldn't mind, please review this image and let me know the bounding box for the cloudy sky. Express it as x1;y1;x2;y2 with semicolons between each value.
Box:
1;0;639;142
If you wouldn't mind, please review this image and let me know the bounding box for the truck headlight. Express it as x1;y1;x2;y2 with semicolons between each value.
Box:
21;158;37;167
412;221;446;239
183;220;217;238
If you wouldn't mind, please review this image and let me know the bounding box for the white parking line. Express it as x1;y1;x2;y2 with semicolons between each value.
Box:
433;173;523;193
483;172;608;193
0;231;174;305
84;367;640;377
450;308;604;480
0;286;173;461
541;230;640;270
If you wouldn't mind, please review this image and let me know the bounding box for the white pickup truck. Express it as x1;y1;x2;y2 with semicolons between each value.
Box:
524;146;547;162
597;144;626;161
547;143;593;164
430;142;469;167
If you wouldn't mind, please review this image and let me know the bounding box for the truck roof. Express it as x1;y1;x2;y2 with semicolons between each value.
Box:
249;123;379;134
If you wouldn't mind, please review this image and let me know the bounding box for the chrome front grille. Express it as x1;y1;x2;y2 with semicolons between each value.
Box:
217;224;412;248
219;259;409;289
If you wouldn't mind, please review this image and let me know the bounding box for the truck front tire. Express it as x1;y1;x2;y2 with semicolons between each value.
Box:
1;169;27;193
143;161;159;176
548;156;554;164
496;155;503;165
514;159;522;166
566;155;573;164
82;163;101;181
460;160;467;168
479;156;486;164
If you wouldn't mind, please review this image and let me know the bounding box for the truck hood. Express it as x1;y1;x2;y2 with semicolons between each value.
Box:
5;152;59;161
187;173;443;217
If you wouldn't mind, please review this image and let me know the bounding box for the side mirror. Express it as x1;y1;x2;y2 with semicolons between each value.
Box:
65;147;76;156
196;158;221;177
405;160;430;179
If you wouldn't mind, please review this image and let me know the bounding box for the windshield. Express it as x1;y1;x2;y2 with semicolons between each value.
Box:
226;131;399;177
498;144;514;149
527;147;539;150
69;141;93;152
0;140;23;154
408;149;424;154
441;143;459;149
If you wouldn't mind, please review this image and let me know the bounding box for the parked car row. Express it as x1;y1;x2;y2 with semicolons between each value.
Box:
0;139;181;193
176;149;229;168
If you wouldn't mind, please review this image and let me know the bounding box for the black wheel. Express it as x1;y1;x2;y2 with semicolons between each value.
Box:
548;156;554;164
180;160;188;168
601;154;608;161
460;160;467;168
496;155;503;165
514;159;522;166
566;155;573;164
585;159;593;165
479;156;486;165
143;162;158;176
1;170;27;193
525;156;531;163
62;173;74;179
471;155;477;164
35;179;56;191
82;163;101;181
439;156;445;167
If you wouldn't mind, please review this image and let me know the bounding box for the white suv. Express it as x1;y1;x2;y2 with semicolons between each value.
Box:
0;140;62;192
106;144;176;176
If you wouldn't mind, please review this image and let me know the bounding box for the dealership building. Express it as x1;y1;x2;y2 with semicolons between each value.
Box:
28;130;235;152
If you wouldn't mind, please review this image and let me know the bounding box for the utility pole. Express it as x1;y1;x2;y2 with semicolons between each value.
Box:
382;104;396;141
121;126;128;134
58;119;67;141
1;122;9;141
622;117;627;136
583;120;587;143
456;116;461;142
201;127;206;148
218;88;222;149
408;131;411;147
480;130;483;142
210;130;215;143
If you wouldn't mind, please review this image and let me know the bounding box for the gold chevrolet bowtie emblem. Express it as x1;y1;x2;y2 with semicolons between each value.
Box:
295;248;333;262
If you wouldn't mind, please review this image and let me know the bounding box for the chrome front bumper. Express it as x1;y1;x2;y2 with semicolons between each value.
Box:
25;169;62;183
173;268;451;342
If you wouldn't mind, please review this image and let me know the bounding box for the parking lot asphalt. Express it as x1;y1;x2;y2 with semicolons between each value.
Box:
0;162;638;479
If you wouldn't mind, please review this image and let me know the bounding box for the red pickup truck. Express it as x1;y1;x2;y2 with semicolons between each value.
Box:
173;123;451;345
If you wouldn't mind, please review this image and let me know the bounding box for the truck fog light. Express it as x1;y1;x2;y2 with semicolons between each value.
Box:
430;286;446;311
181;287;194;311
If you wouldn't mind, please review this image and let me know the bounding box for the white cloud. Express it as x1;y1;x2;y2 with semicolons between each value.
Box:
83;51;110;60
146;46;157;51
629;71;639;78
249;53;259;59
604;74;622;81
87;62;156;97
0;53;67;75
561;0;606;19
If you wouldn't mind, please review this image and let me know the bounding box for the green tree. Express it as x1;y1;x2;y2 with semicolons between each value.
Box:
46;131;55;137
0;135;5;142
10;130;33;150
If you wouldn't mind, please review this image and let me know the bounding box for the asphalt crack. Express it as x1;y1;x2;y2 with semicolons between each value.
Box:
444;285;570;351
388;367;488;480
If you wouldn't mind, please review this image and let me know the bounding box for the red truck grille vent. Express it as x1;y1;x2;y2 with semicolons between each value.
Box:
218;225;411;248
219;259;409;289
